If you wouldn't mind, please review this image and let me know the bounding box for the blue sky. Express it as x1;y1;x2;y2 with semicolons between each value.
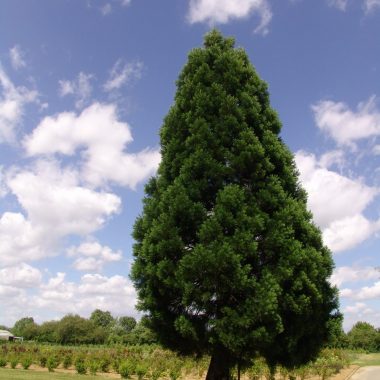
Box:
1;0;380;331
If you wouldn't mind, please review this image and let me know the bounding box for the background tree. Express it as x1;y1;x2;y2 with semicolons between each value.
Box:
347;322;380;352
325;313;347;348
56;314;106;344
119;316;137;333
12;317;38;339
35;321;59;343
132;30;338;380
90;309;114;329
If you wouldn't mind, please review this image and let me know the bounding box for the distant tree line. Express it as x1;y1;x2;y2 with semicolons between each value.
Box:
6;310;157;345
326;317;380;352
4;313;380;353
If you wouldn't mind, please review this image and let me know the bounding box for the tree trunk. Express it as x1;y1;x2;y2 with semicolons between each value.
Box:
205;348;233;380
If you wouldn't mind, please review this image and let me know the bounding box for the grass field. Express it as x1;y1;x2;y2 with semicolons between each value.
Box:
349;352;380;366
0;368;113;380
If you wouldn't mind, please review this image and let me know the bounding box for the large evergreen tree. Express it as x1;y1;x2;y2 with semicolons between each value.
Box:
132;30;338;380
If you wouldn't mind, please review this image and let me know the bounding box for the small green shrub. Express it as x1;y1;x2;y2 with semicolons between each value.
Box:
63;354;72;369
75;357;87;375
112;358;121;373
169;358;182;380
136;363;148;380
0;357;6;367
21;356;32;370
47;356;58;372
88;360;99;375
39;356;47;368
10;357;18;369
99;357;111;372
119;361;134;379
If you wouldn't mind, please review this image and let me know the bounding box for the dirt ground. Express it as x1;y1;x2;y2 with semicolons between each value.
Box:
4;363;360;379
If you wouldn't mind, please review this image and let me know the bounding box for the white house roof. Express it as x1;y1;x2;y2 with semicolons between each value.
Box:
0;330;14;337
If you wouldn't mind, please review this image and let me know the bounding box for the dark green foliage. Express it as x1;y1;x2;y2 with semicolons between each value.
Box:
55;314;106;345
36;321;59;343
63;354;72;369
132;30;338;378
119;316;137;332
75;357;87;374
10;310;138;345
90;309;115;329
99;357;111;372
47;356;58;372
326;313;348;348
0;358;6;367
21;356;32;369
12;317;38;340
347;322;380;352
39;355;47;368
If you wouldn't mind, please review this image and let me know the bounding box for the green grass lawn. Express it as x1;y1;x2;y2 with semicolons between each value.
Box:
349;352;380;366
0;368;114;380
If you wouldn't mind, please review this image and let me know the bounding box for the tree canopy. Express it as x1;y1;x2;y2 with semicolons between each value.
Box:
132;30;338;380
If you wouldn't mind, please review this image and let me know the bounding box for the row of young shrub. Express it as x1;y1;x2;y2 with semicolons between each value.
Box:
0;342;349;379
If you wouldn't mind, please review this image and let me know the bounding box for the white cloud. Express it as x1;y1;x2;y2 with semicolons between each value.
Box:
68;240;122;272
295;151;379;252
331;266;380;287
0;212;48;266
23;103;160;188
323;215;379;252
344;302;371;314
101;3;112;15
319;149;346;171
58;81;74;96
340;288;354;297
9;45;26;70
295;151;377;228
364;0;380;12
103;60;143;92
357;281;380;300
58;72;93;109
0;160;121;265
0;64;38;143
187;0;272;35
312;96;380;147
372;145;380;155
34;272;137;317
0;263;42;288
327;0;348;11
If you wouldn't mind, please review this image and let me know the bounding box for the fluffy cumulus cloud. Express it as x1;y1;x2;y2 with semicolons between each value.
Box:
0;263;42;288
365;0;380;12
33;272;137;317
331;266;380;287
327;0;348;11
295;151;379;252
23;103;160;188
9;45;26;70
96;0;131;16
356;282;380;300
187;0;272;35
103;60;143;92
58;72;94;109
344;302;373;314
68;240;122;272
0;160;121;266
0;65;38;143
312;96;380;147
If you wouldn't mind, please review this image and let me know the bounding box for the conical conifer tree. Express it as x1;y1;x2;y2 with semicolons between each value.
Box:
132;30;338;380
